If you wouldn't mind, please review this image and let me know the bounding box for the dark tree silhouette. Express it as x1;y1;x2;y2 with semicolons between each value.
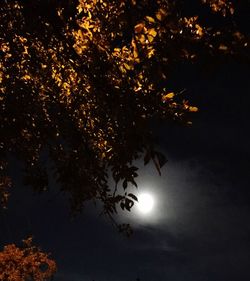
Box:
0;0;248;217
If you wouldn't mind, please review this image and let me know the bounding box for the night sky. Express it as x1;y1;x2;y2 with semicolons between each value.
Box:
1;59;250;280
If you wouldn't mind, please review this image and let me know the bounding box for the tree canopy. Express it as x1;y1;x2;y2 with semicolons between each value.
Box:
0;237;56;281
0;0;248;218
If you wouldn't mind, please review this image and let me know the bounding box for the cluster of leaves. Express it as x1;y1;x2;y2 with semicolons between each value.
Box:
0;237;56;281
0;0;248;216
201;0;235;16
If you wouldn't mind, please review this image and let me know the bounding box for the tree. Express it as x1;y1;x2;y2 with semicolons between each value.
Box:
0;0;248;216
0;0;248;279
0;237;56;281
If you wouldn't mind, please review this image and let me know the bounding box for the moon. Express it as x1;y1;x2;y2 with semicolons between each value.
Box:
137;193;155;214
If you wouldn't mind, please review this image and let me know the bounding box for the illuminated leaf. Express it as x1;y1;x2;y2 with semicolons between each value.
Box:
162;92;175;101
145;16;155;23
219;44;228;51
147;47;155;58
189;106;199;112
138;34;146;44
148;28;157;37
147;35;154;43
156;8;167;21
124;63;131;70
134;23;144;34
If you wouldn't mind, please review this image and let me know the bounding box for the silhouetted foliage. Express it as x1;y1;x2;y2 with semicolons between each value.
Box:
0;0;248;217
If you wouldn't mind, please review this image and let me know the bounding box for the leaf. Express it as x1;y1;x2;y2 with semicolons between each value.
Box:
155;151;167;168
124;63;131;70
152;156;161;176
148;28;157;37
146;16;155;23
137;34;146;44
156;8;167;21
166;92;174;98
132;38;139;58
125;198;134;211
115;195;124;202
151;150;167;175
128;193;138;201
22;74;31;80
162;92;174;102
129;178;138;187
189;106;198;112
219;44;228;51
147;35;154;43
147;47;155;58
134;23;144;34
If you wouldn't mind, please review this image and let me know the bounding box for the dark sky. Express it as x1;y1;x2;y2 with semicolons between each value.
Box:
1;59;250;281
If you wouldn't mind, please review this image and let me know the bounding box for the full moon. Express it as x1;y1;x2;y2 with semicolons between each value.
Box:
137;193;154;214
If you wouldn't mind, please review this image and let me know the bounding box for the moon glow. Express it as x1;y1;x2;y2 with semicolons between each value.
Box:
137;193;154;214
